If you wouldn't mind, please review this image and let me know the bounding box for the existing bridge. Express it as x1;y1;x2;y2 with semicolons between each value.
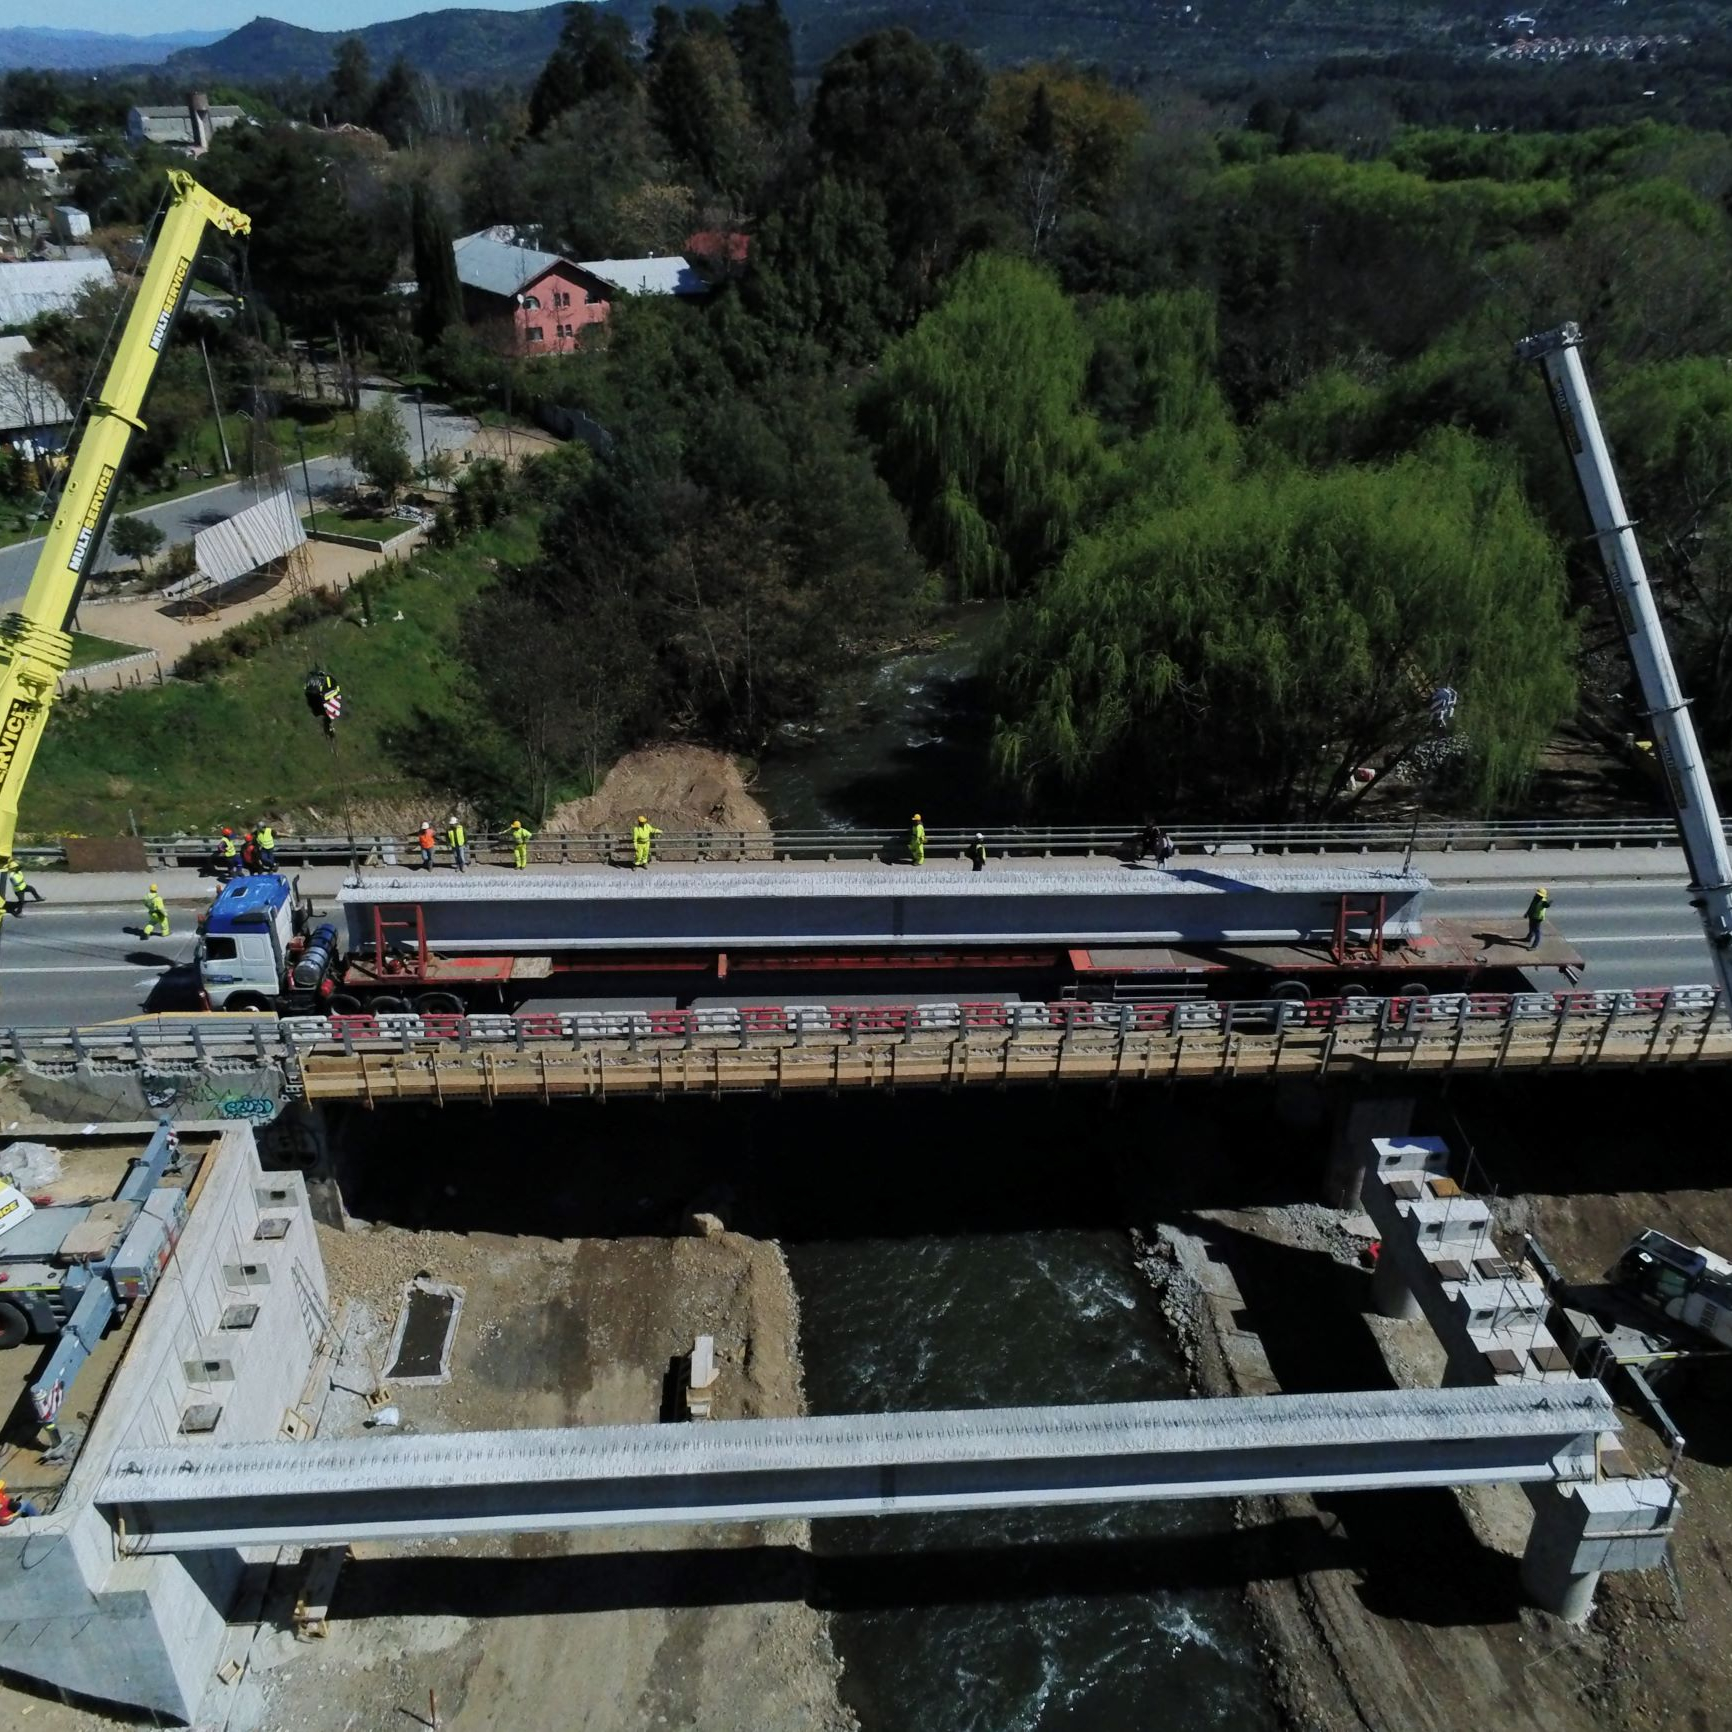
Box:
7;984;1726;1115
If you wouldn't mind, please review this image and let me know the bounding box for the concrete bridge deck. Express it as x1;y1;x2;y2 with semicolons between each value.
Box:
98;1382;1621;1553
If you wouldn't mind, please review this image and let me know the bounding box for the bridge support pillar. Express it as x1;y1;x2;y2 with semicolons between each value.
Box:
1520;1480;1677;1624
1370;1247;1422;1320
1324;1094;1414;1209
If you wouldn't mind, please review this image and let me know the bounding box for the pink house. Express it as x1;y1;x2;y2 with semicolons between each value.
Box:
452;228;711;357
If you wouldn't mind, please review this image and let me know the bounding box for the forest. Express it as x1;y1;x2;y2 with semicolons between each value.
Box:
9;3;1732;820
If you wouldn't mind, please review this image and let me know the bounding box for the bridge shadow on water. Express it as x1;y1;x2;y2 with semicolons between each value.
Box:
327;1517;1355;1625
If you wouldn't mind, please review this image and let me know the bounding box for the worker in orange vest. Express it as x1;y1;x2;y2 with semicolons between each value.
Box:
416;821;437;870
0;1481;38;1524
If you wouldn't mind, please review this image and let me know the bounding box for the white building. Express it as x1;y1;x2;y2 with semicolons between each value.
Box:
0;255;115;328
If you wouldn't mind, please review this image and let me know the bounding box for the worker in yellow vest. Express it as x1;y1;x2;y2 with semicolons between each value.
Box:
143;883;170;938
446;815;468;872
255;822;277;870
508;819;533;870
632;815;661;868
908;813;926;865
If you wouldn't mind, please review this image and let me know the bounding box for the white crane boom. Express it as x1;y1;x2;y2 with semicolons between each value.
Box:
1517;321;1732;1012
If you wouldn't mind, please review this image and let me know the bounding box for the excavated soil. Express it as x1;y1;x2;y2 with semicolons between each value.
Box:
544;745;770;836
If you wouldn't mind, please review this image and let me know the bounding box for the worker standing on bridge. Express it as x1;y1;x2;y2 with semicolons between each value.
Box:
508;819;533;870
416;821;436;870
968;833;987;871
1523;885;1551;950
446;814;468;872
908;813;926;865
214;827;237;882
255;821;277;871
633;815;661;868
143;883;169;939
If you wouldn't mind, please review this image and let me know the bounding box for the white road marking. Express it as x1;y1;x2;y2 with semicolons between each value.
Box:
0;963;154;974
1572;934;1704;945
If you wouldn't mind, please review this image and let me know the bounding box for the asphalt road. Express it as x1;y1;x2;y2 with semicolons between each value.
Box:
0;385;477;612
0;874;1715;1028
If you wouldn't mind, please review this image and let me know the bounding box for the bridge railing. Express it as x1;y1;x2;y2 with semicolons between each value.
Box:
6;984;1721;1070
10;813;1718;870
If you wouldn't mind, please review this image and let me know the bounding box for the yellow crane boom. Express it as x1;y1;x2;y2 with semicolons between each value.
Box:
0;170;250;857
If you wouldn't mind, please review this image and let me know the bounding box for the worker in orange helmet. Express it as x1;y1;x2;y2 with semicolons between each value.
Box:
214;826;238;883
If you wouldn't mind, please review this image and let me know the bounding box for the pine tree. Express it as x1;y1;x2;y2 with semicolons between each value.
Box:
411;183;464;348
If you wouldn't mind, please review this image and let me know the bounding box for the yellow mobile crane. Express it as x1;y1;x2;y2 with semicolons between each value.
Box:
0;171;250;857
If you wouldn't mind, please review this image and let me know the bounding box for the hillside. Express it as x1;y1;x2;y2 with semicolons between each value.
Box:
0;26;222;72
159;0;1728;86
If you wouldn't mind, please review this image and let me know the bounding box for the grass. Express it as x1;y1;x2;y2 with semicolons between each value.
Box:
302;509;404;542
67;632;147;669
22;514;539;837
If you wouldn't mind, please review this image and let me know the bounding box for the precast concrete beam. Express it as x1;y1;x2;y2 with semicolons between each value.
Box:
97;1384;1619;1553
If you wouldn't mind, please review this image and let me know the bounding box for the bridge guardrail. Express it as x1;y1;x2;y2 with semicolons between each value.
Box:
8;813;1716;871
6;984;1721;1072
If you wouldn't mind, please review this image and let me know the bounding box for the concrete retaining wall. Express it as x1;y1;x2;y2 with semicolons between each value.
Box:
14;1062;287;1127
0;1124;330;1722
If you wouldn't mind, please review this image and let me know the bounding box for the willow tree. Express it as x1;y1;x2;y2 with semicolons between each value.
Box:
993;428;1575;815
872;253;1101;596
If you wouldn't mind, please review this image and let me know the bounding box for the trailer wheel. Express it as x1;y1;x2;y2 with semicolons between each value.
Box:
0;1302;27;1350
329;993;363;1015
1398;983;1431;1000
1270;980;1310;1002
370;995;410;1014
1338;982;1374;1000
417;992;464;1016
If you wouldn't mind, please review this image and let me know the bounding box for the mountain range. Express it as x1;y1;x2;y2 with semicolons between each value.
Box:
0;26;224;72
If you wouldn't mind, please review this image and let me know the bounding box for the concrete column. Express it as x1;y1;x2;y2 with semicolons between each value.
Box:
1324;1094;1415;1208
1370;1248;1422;1320
1521;1484;1601;1623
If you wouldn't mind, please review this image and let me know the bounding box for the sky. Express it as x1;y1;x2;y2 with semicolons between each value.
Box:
39;0;557;36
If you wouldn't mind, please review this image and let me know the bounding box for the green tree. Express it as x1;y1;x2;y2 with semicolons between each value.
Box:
366;56;419;147
649;24;761;197
329;37;372;126
727;0;795;132
410;182;464;348
529;5;639;136
350;405;413;502
872;253;1100;596
995;430;1575;814
111;515;166;576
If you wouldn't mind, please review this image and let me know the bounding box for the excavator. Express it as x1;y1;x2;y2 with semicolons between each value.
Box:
0;171;250;860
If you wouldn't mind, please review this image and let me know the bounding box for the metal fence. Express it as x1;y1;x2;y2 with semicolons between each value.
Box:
10;813;1715;871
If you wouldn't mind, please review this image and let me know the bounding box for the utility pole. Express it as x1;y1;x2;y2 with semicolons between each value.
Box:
198;336;231;473
414;387;428;482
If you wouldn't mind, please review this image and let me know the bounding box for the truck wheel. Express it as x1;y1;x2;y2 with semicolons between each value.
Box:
0;1301;27;1350
370;995;409;1014
329;993;363;1015
227;992;272;1013
416;992;464;1016
1270;980;1310;1002
1398;983;1431;1000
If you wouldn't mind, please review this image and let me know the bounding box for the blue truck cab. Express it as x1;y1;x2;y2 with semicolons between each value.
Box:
197;874;297;1011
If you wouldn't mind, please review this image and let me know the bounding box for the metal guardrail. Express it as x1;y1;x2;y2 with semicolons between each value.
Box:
9;813;1715;870
7;986;1723;1084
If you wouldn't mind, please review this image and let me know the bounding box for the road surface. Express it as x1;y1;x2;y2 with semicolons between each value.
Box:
0;867;1714;1028
0;386;477;612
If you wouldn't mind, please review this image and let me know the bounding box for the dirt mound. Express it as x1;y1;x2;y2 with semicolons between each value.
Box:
546;744;769;835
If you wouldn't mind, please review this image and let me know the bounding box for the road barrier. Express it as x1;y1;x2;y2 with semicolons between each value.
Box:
7;813;1718;871
8;985;1724;1102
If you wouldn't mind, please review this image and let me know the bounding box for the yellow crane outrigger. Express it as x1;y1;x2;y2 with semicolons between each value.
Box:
0;170;250;856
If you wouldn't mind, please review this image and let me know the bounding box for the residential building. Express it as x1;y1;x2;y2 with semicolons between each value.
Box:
0;255;115;328
125;94;244;155
51;206;91;243
451;226;712;356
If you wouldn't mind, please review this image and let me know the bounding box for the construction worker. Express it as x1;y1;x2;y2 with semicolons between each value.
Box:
240;831;259;875
908;813;926;865
632;814;661;869
508;819;533;870
416;821;436;870
446;814;467;872
0;1481;40;1524
214;827;238;882
968;833;988;872
4;858;40;912
1523;886;1551;951
255;821;277;871
143;883;169;939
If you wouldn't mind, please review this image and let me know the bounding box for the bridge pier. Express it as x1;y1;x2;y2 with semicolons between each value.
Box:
1521;1480;1677;1623
1324;1093;1414;1208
